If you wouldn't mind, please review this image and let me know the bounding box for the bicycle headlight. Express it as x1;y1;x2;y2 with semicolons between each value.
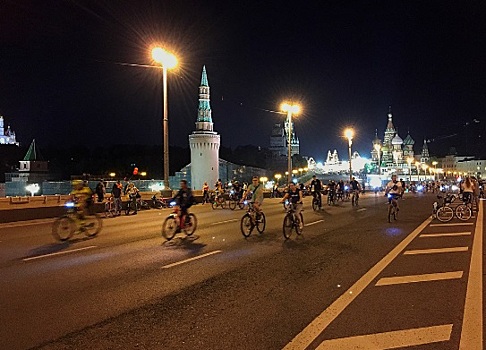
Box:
170;201;176;206
243;200;248;205
65;202;75;208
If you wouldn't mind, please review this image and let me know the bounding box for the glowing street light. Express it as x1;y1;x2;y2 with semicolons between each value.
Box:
344;128;354;181
152;46;178;191
407;157;414;183
25;183;40;196
281;102;301;184
274;173;282;185
432;161;438;181
374;143;382;175
109;172;116;178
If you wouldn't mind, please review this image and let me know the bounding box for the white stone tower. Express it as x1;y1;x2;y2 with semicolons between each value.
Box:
189;66;220;190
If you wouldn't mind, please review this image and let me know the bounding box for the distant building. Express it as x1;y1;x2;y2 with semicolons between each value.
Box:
0;115;19;146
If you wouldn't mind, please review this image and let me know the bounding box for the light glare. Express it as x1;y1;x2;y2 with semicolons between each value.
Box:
151;47;177;69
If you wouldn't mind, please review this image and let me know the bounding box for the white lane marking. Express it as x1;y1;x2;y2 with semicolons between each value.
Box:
23;246;97;262
162;250;222;269
0;219;55;229
460;200;483;349
210;219;239;226
316;324;453;349
404;246;468;255
376;271;463;286
356;208;366;212
282;216;433;350
430;223;473;227
305;220;324;227
420;232;471;238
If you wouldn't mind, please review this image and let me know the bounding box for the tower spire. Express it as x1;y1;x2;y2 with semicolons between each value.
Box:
201;65;209;86
196;65;213;127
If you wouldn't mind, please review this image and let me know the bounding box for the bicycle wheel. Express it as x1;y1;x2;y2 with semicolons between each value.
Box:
312;198;318;211
162;216;178;240
436;206;454;222
211;201;217;210
238;201;245;209
52;215;75;241
220;200;226;209
296;213;304;235
184;214;197;236
240;213;253;237
104;203;112;218
455;204;472;221
229;200;237;210
83;214;103;237
387;205;394;223
283;214;293;239
256;212;266;234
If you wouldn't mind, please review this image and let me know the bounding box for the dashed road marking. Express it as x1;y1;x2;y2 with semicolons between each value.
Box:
357;208;367;212
429;223;473;227
420;232;471;238
305;220;324;227
376;271;463;286
210;219;239;226
460;200;483;348
316;324;453;349
162;250;222;269
23;245;97;262
404;246;468;255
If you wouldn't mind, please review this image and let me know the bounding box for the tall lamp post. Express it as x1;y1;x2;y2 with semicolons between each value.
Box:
374;143;381;175
407;157;414;183
432;161;438;182
281;102;301;184
344;128;354;181
151;47;178;191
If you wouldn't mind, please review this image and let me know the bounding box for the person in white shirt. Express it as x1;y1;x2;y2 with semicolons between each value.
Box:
385;174;403;211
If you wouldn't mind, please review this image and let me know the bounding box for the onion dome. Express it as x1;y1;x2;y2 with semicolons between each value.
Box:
391;134;403;145
403;133;415;145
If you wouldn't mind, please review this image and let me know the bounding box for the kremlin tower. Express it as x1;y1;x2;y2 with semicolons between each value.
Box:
189;66;220;190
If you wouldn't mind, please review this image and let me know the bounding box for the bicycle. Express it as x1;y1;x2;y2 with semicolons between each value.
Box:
52;201;102;241
240;201;266;237
432;193;472;222
283;201;304;239
455;193;473;221
161;202;197;241
311;192;322;211
327;190;336;206
387;194;399;222
228;190;244;210
104;197;120;217
211;192;226;210
125;195;141;215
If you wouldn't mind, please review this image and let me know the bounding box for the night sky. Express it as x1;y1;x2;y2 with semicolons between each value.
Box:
1;0;486;162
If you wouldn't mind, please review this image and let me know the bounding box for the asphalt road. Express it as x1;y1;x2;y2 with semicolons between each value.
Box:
0;193;483;350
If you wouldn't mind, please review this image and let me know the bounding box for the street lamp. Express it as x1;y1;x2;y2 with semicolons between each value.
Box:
274;173;282;185
415;162;421;181
281;102;300;184
152;47;178;191
407;157;414;183
374;143;381;175
422;164;428;181
344;128;354;181
432;161;438;182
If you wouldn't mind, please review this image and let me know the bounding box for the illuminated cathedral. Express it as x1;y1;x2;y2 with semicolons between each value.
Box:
0;116;19;145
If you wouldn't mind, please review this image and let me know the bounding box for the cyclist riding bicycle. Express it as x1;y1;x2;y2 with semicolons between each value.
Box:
385;174;403;211
70;180;93;221
171;179;195;224
241;176;264;219
281;182;303;220
310;175;323;209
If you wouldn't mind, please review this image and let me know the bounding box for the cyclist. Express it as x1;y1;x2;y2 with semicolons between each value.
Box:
70;180;93;221
241;176;264;219
310;175;323;209
125;182;140;215
214;178;224;201
202;182;210;204
327;180;337;204
171;179;195;225
281;182;303;221
385;174;403;211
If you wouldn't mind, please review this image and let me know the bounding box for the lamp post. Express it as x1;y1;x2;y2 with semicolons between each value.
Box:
422;164;428;181
344;128;354;181
415;162;421;181
281;102;301;184
432;161;438;182
151;47;177;190
407;157;413;183
374;143;381;175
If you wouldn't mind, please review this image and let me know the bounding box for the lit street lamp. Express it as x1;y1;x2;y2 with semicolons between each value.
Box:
152;47;177;191
407;157;414;183
281;102;301;184
432;161;438;182
374;143;381;175
344;128;354;181
274;173;282;185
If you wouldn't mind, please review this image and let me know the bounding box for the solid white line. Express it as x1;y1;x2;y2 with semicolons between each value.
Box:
305;220;324;227
210;219;239;226
420;232;471;238
404;247;468;255
23;245;97;262
316;324;453;349
282;216;433;350
460;201;483;349
0;218;55;229
162;250;222;269
356;208;366;212
430;223;473;227
376;271;463;286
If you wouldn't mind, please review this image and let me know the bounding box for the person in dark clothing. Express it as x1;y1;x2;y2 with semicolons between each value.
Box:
111;180;123;215
310;175;323;209
171;180;195;223
95;180;105;202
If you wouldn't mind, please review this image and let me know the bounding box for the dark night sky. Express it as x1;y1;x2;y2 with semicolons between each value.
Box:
1;0;486;162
